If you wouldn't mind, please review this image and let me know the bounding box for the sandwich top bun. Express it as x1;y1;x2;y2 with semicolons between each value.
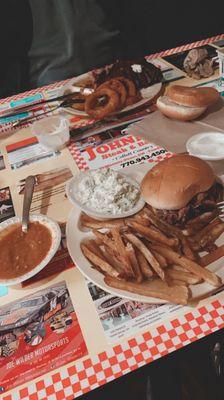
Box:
156;85;220;121
156;96;206;121
140;154;215;210
167;85;220;108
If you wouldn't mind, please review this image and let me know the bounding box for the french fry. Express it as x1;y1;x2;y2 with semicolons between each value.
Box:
186;210;219;228
192;219;220;243
150;249;168;268
171;279;188;287
124;233;165;280
187;238;201;252
136;249;154;278
128;210;151;226
93;230;116;251
111;228;135;277
199;223;224;249
81;243;119;277
180;236;198;261
104;276;189;305
166;268;202;285
127;221;178;247
126;243;143;283
151;244;221;287
102;246;129;276
200;245;224;267
181;227;197;237
84;239;105;258
190;223;224;252
80;213;125;229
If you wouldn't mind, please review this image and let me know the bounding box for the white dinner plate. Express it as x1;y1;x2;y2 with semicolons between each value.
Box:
59;72;162;117
66;165;224;304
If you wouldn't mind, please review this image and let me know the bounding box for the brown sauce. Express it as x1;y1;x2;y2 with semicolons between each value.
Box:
0;222;52;279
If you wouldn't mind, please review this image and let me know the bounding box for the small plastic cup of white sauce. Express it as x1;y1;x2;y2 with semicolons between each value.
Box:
32;115;70;151
186;132;224;160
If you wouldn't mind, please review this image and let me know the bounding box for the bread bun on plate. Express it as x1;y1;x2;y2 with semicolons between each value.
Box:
156;85;220;121
156;96;206;121
167;85;220;108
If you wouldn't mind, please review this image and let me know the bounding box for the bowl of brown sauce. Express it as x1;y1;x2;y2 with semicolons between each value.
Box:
0;214;61;285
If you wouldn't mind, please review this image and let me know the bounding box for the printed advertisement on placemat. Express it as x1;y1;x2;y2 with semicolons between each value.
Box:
69;124;172;171
87;282;187;344
0;281;87;393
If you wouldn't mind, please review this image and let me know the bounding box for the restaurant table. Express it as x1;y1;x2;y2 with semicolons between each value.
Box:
0;33;224;400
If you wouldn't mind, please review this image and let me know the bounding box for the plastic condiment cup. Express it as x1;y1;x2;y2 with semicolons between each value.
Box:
186;132;224;160
32;116;70;151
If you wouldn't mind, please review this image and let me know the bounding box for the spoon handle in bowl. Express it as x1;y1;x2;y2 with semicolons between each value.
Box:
22;175;36;232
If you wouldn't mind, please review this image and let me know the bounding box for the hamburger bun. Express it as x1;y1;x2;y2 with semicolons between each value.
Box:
167;85;220;108
156;96;206;121
140;154;215;210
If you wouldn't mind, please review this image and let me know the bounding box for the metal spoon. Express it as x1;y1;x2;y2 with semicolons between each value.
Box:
22;175;36;232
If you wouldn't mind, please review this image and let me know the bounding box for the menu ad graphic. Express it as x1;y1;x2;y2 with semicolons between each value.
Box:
0;187;15;223
88;283;187;344
0;282;87;392
6;137;60;170
70;125;170;171
163;44;218;72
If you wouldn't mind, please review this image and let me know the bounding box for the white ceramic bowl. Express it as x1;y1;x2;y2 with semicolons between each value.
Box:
66;172;145;220
0;215;61;286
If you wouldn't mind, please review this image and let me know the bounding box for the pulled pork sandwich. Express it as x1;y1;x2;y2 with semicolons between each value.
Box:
140;154;223;228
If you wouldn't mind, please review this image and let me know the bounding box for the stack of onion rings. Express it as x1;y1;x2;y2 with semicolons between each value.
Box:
84;76;142;119
99;79;127;107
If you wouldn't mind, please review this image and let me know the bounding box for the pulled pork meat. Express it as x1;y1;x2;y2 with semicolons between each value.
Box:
153;182;223;227
94;58;163;90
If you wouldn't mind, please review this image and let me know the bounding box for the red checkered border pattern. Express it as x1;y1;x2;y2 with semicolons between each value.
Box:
68;143;89;171
145;33;224;59
3;298;224;400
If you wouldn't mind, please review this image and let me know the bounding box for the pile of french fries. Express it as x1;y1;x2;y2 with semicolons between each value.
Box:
80;207;224;305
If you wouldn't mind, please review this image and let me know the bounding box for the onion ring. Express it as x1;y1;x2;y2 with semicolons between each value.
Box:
98;79;127;108
85;87;120;119
125;94;142;107
116;77;137;97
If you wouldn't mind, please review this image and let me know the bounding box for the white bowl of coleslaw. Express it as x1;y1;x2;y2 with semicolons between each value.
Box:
66;168;145;219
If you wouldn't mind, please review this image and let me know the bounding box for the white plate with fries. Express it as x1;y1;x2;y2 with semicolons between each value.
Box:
66;207;224;305
66;166;224;305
